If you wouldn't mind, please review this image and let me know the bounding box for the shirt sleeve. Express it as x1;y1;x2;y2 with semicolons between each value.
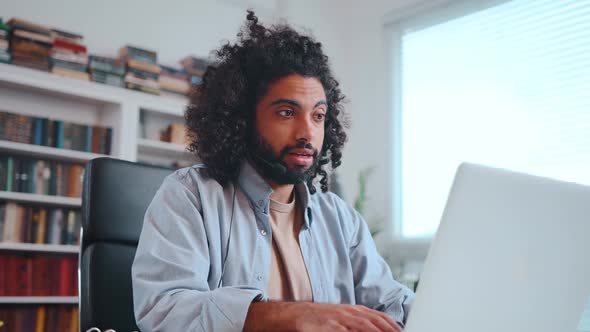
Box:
347;205;415;326
132;174;264;332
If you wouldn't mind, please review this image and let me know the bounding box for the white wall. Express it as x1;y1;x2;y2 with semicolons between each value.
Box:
0;0;280;65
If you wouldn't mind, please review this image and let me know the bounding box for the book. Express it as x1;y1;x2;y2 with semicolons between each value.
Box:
51;58;88;72
160;64;189;79
126;81;160;95
124;73;160;89
51;67;90;81
119;45;157;64
52;38;87;54
11;35;52;51
13;28;53;45
89;55;125;75
181;56;209;73
159;75;190;95
50;28;83;43
66;164;83;197
127;67;159;80
0;156;7;190
91;71;124;87
7;18;52;35
127;58;161;74
50;50;89;65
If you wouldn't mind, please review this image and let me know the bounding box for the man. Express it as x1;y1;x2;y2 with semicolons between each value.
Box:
132;11;414;332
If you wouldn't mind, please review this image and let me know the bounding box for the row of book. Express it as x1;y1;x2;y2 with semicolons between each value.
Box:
0;19;9;63
0;155;85;198
0;110;112;155
0;203;81;245
0;305;78;332
0;16;209;96
0;253;78;297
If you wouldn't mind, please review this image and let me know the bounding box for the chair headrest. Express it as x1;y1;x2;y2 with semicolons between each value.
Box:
82;157;173;247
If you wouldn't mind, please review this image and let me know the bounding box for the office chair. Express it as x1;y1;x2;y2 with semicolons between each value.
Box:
80;157;173;332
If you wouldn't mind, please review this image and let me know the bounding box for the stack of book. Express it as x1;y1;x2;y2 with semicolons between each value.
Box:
50;29;89;81
0;18;10;63
88;55;125;87
119;45;161;95
181;56;209;86
7;18;52;71
159;65;190;96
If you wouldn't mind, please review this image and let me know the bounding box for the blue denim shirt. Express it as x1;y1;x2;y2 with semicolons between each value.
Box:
132;161;414;331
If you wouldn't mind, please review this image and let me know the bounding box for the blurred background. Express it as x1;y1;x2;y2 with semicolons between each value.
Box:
0;0;589;329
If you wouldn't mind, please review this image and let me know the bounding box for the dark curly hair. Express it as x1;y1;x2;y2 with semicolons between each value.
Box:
185;10;347;194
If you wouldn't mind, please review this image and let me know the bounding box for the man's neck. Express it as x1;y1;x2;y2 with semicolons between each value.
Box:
268;179;295;203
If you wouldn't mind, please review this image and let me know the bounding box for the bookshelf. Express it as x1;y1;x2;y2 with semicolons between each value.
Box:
0;140;107;163
0;242;79;254
0;62;193;312
0;296;78;304
0;191;82;208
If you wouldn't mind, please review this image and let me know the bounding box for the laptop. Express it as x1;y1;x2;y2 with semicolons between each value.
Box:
404;163;590;332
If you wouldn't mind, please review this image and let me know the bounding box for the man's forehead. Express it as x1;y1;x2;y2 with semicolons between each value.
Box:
263;75;327;105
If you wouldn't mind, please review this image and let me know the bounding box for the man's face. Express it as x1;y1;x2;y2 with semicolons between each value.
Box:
253;74;327;183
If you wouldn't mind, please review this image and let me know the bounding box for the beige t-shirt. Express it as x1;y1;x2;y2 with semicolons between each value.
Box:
266;193;313;301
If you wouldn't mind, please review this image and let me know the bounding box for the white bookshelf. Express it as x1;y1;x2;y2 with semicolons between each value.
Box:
0;191;81;208
0;296;78;304
0;62;188;163
137;138;190;158
0;242;79;254
0;62;190;308
0;140;106;163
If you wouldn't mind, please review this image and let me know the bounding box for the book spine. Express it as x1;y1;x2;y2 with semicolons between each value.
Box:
6;156;13;192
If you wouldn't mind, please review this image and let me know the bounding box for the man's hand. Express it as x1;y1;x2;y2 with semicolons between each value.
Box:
244;302;402;332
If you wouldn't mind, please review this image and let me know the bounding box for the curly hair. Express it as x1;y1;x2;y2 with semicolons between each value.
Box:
185;10;347;194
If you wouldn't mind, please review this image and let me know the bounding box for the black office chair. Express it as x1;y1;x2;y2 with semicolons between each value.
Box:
80;157;173;332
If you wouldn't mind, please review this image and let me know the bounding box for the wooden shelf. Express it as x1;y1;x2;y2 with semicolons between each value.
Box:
0;191;81;208
0;242;79;254
0;296;78;304
0;140;107;163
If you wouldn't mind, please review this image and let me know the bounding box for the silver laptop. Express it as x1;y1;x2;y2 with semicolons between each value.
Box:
404;163;590;332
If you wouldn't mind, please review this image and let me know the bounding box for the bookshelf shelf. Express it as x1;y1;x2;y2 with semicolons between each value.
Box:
0;242;79;254
0;191;81;208
0;296;79;304
137;138;192;159
0;62;187;115
0;140;106;163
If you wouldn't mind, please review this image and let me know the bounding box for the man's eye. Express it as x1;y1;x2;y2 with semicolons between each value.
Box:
278;109;295;117
315;113;326;121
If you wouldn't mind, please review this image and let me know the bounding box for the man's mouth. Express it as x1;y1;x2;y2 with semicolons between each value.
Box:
285;148;314;166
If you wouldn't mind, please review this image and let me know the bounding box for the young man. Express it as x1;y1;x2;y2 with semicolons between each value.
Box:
132;11;413;332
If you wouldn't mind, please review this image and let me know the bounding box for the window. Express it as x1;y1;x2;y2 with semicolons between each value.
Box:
392;0;590;238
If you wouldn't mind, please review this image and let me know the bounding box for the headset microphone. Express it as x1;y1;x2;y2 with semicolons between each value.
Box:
252;153;291;179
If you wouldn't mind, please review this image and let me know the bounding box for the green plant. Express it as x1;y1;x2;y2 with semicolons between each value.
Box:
353;167;383;237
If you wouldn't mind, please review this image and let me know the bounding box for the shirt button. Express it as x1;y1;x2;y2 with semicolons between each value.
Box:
260;229;267;236
256;275;263;281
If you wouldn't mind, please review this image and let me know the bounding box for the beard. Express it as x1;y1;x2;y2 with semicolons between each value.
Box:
250;135;319;185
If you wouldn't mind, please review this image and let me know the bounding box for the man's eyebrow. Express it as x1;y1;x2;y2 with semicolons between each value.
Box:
269;99;300;107
314;100;328;108
268;99;328;109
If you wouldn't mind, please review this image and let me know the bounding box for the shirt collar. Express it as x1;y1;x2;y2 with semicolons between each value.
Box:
237;160;314;227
